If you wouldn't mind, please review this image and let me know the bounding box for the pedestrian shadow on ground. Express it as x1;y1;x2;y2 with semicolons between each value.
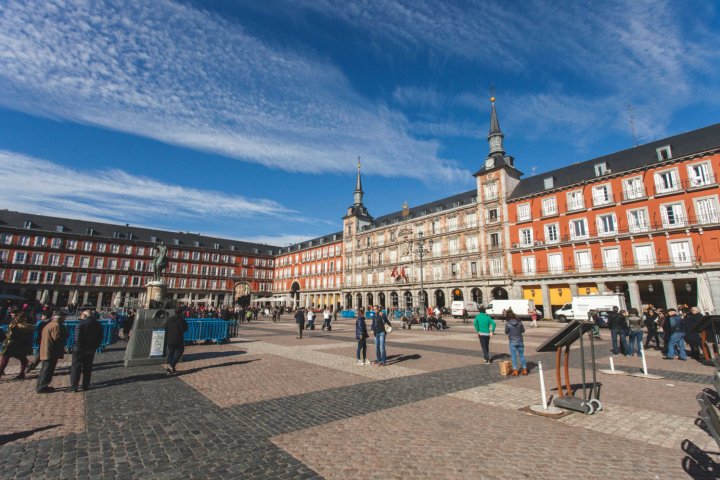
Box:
682;439;720;479
181;349;248;362
89;360;259;389
386;354;421;365
489;353;510;363
0;424;61;446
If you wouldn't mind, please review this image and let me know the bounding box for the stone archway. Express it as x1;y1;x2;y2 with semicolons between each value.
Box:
452;288;464;301
403;290;413;310
345;293;353;309
434;289;445;308
491;287;509;300
471;287;483;304
356;293;363;308
378;292;386;308
367;292;374;307
390;291;399;307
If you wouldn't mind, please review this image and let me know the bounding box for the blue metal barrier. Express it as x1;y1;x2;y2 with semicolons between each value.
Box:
341;310;356;318
0;320;118;354
184;319;231;344
394;309;414;319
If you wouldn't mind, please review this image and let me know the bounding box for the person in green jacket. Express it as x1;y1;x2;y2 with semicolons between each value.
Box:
473;307;496;364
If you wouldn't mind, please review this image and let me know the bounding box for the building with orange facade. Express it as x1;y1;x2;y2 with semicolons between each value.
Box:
272;232;343;309
507;124;720;316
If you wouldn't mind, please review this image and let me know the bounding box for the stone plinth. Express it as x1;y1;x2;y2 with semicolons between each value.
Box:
144;281;167;308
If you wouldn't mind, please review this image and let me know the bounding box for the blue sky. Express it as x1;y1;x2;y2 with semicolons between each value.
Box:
1;0;718;246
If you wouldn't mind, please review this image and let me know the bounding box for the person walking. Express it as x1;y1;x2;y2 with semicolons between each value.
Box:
462;308;469;324
684;307;704;360
664;308;687;360
36;311;69;393
0;309;35;380
529;308;539;328
165;308;188;374
295;307;306;339
473;307;496;364
355;308;368;365
123;309;135;340
322;308;332;331
27;310;53;373
504;311;527;375
626;308;644;357
372;308;390;366
69;309;104;392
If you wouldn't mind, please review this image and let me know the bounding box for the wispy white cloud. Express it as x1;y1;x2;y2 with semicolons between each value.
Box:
0;150;297;230
0;0;469;184
240;233;322;247
299;0;719;143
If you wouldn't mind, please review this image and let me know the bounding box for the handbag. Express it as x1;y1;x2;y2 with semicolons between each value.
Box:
384;321;393;334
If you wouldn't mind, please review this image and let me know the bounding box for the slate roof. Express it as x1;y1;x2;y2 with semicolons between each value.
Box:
280;231;343;254
0;210;281;256
360;189;478;232
509;123;720;200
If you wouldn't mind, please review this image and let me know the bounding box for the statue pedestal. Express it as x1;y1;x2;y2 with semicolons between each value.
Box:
144;281;167;308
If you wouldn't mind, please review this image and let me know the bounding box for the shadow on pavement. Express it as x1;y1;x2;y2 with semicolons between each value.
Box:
181;349;247;362
177;359;260;375
0;424;61;446
682;439;720;479
386;354;421;365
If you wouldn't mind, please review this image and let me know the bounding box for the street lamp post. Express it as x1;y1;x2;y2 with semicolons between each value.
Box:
403;231;432;315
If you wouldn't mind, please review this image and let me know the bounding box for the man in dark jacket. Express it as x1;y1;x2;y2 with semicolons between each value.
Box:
295;307;306;339
608;306;629;356
70;309;104;392
165;308;188;374
683;307;704;360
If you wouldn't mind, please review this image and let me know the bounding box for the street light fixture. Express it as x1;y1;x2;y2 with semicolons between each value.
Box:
404;231;432;314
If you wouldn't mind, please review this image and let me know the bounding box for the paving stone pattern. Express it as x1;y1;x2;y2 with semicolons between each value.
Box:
0;318;717;479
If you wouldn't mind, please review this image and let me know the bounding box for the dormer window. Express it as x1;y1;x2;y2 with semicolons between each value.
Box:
594;162;609;176
229;244;235;251
173;238;180;245
214;243;220;249
150;236;157;243
56;225;65;232
656;145;672;161
543;177;554;189
113;231;120;239
23;221;32;229
194;241;200;247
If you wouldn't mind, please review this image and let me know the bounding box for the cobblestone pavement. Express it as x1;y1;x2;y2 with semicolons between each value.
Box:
0;316;718;479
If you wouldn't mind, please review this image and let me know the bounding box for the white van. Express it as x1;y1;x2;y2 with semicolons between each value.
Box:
485;299;536;319
450;301;481;318
554;294;627;322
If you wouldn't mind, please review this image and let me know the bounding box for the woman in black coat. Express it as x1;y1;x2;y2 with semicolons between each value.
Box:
165;309;188;374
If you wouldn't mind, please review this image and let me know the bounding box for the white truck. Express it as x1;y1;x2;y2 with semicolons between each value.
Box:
450;301;481;318
554;293;627;322
485;299;536;319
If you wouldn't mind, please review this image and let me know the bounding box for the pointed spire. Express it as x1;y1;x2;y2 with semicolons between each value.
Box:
487;96;505;156
353;156;364;206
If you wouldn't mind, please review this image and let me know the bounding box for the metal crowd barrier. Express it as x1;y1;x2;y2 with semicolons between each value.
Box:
0;320;119;354
341;310;356;318
183;319;233;344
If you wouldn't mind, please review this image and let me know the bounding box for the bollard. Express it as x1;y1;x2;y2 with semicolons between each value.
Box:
609;356;615;372
640;343;649;375
628;342;663;379
599;354;627;375
539;361;548;410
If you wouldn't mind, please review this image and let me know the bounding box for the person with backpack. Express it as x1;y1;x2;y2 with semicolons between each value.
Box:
372;308;391;366
664;308;687;360
473;307;496;364
504;310;527;376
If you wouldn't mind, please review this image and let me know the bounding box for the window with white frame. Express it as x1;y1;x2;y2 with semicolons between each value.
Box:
34;236;46;247
634;244;655;268
656;145;672;161
596;213;617;236
687;163;712;188
654;169;679;194
466;235;478;252
603;247;621;271
669;241;693;266
432;265;442;280
449;238;459;254
543;177;554;189
542;197;557;216
11;270;23;283
484;181;498;200
19;236;30;246
78;273;87;285
28;271;40;283
12;252;27;264
490;258;503;275
489;232;500;248
32;253;43;265
623;177;645;200
51;238;62;248
62;273;72;285
592;184;611;206
594;162;608;176
517;203;531;222
521;256;536;275
465;213;476;227
44;272;55;283
448;217;458;232
519;228;533;246
470;261;478;275
547;253;563;274
0;234;12;244
91;274;101;286
660;203;685;228
80;257;90;268
567;190;585;211
0;250;7;262
570;218;588;239
545;223;559;243
695;197;720;224
487;208;499;223
575;250;592;273
431;242;441;257
627;208;649;232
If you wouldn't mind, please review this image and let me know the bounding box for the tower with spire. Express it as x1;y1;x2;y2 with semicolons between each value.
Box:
343;157;373;236
474;97;521;179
